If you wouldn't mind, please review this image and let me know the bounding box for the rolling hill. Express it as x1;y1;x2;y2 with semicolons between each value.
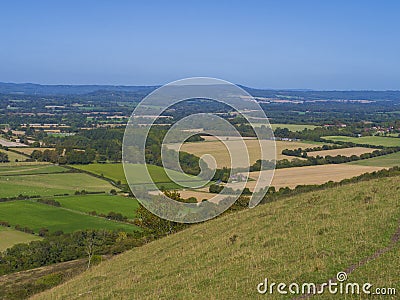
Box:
34;176;400;299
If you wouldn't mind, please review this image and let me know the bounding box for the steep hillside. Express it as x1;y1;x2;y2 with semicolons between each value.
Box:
34;177;400;299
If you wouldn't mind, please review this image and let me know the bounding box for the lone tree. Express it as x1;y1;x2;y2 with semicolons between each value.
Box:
83;230;103;269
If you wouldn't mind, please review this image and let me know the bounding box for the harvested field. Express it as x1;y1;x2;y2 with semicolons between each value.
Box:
10;147;55;155
168;139;315;168
0;137;27;147
179;190;216;201
307;147;377;157
246;164;386;190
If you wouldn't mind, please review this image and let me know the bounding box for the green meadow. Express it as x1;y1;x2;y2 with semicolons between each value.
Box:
0;226;43;252
349;151;400;167
0;201;138;233
323;135;400;147
0;164;67;176
74;163;208;189
0;173;115;198
55;194;139;219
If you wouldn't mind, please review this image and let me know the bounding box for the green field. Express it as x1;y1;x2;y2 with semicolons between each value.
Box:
0;149;28;162
0;201;138;233
73;163;127;183
0;164;67;176
74;163;207;189
270;123;318;131
349;151;400;167
0;226;42;252
56;194;139;219
36;176;400;299
323;135;400;147
0;173;115;198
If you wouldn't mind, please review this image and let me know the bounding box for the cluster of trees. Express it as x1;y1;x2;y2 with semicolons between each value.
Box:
282;148;308;158
282;144;350;157
43;128;123;162
0;152;9;162
0;194;41;203
88;211;129;222
31;149;96;164
37;199;61;207
274;127;351;142
0;220;35;235
209;184;252;195
0;229;144;276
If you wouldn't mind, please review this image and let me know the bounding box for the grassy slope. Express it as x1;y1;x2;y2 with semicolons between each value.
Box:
35;176;400;299
323;136;400;147
73;163;127;183
0;201;138;233
349;151;400;167
0;173;115;198
0;226;42;252
56;194;139;219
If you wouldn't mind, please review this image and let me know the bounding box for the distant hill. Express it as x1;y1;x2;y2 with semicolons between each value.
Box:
0;82;159;95
33;176;400;299
1;82;400;101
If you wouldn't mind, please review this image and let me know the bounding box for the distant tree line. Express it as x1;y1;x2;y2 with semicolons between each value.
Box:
209;184;252;195
31;149;96;164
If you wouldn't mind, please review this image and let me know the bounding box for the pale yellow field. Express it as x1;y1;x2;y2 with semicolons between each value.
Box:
10;147;55;155
168;139;314;168
190;164;386;199
307;147;377;158
179;190;216;201
247;164;385;189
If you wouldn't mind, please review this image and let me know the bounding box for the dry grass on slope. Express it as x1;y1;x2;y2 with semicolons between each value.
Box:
34;176;400;300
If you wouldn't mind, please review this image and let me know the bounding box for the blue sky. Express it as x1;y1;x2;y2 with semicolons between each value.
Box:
0;0;399;89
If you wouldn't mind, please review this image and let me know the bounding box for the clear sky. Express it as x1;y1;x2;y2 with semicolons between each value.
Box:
0;0;399;90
